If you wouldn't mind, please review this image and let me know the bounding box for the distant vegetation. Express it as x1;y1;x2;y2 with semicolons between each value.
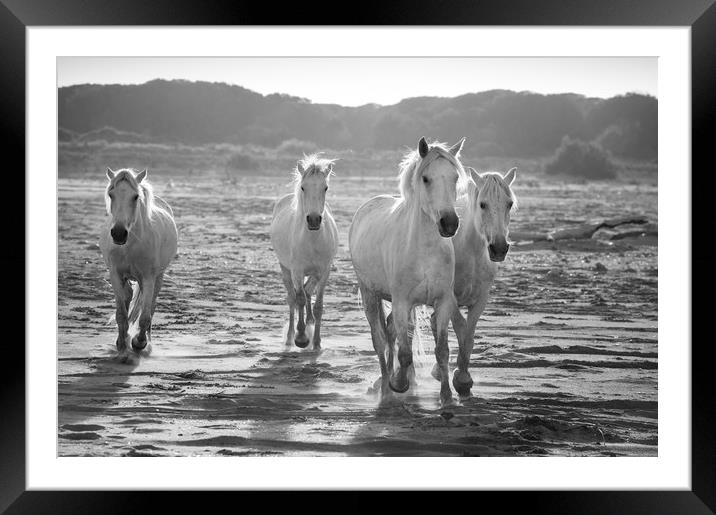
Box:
58;79;657;160
226;152;262;172
544;136;617;180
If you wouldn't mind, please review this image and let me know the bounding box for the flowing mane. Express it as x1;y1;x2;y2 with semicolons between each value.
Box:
105;168;162;220
397;141;466;203
291;153;336;198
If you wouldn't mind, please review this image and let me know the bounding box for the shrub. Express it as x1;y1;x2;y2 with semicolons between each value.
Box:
77;126;149;144
276;138;319;156
544;136;617;179
226;152;261;172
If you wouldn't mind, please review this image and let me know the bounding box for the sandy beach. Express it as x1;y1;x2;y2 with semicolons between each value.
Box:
58;174;657;457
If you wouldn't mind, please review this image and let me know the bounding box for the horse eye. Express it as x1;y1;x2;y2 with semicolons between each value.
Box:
508;201;513;209
325;186;328;192
422;176;429;184
301;186;304;191
480;202;487;209
133;195;139;201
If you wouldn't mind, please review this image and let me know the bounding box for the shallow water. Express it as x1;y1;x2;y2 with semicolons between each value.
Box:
58;174;657;457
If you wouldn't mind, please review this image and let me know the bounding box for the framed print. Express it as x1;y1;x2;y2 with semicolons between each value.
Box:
4;0;715;512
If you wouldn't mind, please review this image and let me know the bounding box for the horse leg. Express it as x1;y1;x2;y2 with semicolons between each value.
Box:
389;301;413;394
110;271;130;353
304;276;317;326
146;271;164;340
454;293;488;397
429;310;441;381
305;292;314;329
385;310;396;373
311;272;330;350
280;265;296;347
122;281;133;313
131;275;155;351
292;270;310;348
359;284;391;403
434;294;457;407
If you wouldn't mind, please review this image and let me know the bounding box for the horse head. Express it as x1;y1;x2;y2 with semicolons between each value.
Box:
415;137;465;238
105;168;148;245
467;166;517;262
295;155;334;231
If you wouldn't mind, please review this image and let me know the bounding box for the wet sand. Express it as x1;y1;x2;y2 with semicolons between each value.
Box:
58;174;657;457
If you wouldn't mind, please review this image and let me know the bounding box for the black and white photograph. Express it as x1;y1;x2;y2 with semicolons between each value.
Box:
56;55;658;458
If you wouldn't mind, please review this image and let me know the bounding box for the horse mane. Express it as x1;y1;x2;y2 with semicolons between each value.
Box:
105;168;161;221
397;141;466;203
291;153;336;198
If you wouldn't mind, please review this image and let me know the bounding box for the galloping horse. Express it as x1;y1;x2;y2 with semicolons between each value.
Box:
349;137;466;407
99;168;178;357
447;166;517;396
270;154;338;349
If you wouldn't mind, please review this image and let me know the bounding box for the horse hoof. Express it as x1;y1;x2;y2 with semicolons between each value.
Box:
452;370;473;397
440;396;458;409
116;336;128;351
389;373;410;394
294;334;310;348
131;335;148;351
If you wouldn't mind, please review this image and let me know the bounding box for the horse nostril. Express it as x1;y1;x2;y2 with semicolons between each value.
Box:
111;226;128;242
306;214;323;230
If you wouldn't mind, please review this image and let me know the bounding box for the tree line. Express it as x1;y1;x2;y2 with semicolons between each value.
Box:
59;79;657;159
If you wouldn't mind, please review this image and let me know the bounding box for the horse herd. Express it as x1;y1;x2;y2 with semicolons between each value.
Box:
99;137;517;407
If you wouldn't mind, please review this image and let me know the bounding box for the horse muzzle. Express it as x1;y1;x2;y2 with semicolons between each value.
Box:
306;213;322;231
110;225;128;245
437;210;459;238
488;242;510;262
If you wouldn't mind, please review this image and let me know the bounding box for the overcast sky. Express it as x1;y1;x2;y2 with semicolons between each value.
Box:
58;57;656;106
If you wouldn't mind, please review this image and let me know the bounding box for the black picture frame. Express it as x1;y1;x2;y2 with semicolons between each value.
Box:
3;0;713;513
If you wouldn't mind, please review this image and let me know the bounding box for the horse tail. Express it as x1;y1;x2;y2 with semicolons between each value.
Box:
127;281;143;325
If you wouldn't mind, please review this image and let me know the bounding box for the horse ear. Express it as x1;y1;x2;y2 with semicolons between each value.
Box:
327;162;333;174
468;167;486;190
418;137;429;158
449;137;466;157
296;161;306;175
106;167;115;180
504;167;517;186
136;169;147;183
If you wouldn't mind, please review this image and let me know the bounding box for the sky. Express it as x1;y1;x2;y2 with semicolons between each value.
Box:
58;57;656;106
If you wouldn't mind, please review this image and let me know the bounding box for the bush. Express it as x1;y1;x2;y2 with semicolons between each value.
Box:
77;126;149;144
226;152;262;172
276;138;319;156
544;136;617;179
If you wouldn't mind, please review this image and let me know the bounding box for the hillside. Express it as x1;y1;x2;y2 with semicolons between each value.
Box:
58;79;657;159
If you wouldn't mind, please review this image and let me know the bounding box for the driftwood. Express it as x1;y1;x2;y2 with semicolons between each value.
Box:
511;215;650;243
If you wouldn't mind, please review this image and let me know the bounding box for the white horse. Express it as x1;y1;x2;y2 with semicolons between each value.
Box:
270;154;338;349
99;168;178;357
445;166;517;396
349;137;466;407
